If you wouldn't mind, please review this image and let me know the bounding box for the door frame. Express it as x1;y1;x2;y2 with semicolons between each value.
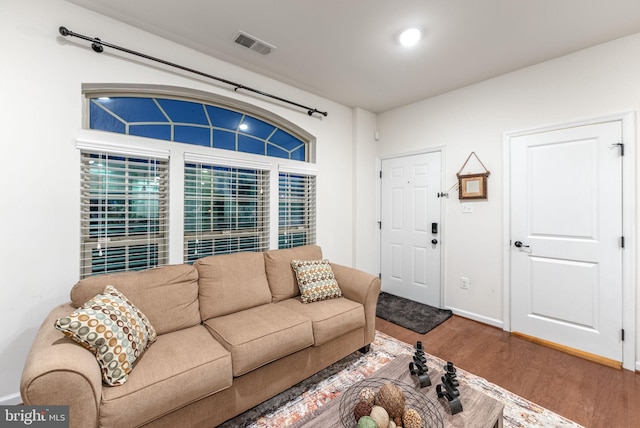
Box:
376;146;446;308
502;112;636;370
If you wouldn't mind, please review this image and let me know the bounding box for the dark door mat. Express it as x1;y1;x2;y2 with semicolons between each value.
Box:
376;291;453;334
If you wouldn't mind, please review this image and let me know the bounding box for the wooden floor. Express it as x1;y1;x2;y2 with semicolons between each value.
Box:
376;315;640;428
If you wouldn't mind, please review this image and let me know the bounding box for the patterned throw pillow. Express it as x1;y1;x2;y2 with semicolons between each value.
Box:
291;259;342;303
54;285;157;386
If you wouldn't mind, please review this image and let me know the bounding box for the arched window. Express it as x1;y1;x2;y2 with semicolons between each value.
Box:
80;88;316;277
89;96;308;161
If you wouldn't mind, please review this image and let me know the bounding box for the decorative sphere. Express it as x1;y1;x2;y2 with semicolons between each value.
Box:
402;408;422;428
357;387;376;406
357;415;378;428
375;383;406;419
369;405;390;428
354;400;372;421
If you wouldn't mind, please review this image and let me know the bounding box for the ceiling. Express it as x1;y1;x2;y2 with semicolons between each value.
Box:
66;0;640;113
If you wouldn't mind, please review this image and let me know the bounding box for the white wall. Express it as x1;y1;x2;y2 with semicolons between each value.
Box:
352;108;379;274
377;32;640;355
0;0;360;402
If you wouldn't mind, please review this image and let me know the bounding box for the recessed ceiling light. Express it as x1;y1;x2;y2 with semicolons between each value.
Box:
398;27;423;47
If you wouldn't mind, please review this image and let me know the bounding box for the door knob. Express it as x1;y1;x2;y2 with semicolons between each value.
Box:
431;239;438;245
514;241;529;248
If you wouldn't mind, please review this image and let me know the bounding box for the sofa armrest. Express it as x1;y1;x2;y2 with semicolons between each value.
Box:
330;263;381;345
21;303;102;428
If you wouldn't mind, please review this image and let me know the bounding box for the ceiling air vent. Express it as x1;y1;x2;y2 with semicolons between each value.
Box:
233;30;275;55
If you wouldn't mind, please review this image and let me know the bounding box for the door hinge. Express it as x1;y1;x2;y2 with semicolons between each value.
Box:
612;142;625;156
378;221;382;230
379;273;382;279
622;329;625;341
379;170;382;178
621;236;625;248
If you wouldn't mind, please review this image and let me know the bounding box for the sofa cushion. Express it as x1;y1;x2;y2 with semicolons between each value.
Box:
264;245;323;302
277;297;365;346
54;285;157;386
195;251;273;319
204;304;313;376
70;264;200;335
100;325;232;427
291;259;342;303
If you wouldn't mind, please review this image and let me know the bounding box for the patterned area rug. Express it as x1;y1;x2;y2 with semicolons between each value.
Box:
221;331;584;428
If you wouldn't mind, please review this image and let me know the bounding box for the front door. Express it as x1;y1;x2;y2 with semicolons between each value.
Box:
380;151;442;307
510;120;623;364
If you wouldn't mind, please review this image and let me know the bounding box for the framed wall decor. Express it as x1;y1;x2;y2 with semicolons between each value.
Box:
456;152;490;200
458;173;488;199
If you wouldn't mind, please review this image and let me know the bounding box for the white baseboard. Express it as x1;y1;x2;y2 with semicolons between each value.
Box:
635;361;640;372
0;392;22;405
445;306;504;330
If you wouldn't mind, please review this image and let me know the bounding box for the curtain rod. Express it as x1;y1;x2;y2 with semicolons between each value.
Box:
58;26;328;118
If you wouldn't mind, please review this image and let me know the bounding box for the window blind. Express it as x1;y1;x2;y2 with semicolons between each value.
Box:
184;162;270;262
80;151;169;278
278;172;316;248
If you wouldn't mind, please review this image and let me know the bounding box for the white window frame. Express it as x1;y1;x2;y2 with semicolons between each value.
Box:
79;85;318;273
77;138;171;278
78;135;317;271
278;165;317;249
183;152;272;262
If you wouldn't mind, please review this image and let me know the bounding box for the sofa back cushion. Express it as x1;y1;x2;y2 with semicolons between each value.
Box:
264;245;323;302
195;251;272;319
70;264;200;336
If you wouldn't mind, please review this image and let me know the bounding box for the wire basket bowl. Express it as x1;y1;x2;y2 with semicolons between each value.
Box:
338;377;444;428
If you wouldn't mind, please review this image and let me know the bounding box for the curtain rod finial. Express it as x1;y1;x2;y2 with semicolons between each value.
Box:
59;26;70;36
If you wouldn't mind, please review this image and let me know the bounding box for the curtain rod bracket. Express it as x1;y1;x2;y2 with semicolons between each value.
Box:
58;25;328;118
308;108;327;117
91;38;104;53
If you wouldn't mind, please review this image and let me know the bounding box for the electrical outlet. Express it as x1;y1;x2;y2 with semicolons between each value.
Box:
460;277;470;289
462;203;473;213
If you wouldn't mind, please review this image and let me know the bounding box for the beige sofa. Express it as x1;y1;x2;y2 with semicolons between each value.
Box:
20;245;380;428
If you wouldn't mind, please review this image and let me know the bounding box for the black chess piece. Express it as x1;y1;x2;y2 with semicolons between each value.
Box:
414;341;427;364
409;341;431;387
437;361;463;414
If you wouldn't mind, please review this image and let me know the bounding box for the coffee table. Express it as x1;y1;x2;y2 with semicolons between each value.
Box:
292;353;504;427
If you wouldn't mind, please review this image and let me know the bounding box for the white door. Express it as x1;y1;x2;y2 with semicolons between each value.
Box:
510;120;623;364
380;152;442;307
